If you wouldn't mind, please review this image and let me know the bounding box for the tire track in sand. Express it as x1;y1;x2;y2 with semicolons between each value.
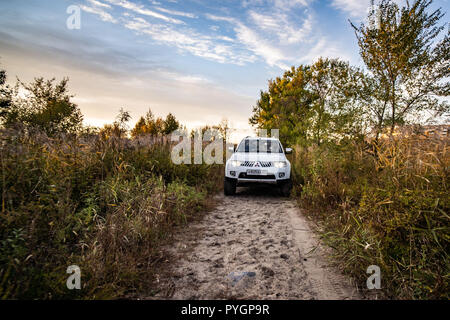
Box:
154;186;361;300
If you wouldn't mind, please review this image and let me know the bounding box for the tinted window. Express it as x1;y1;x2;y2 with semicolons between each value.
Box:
236;139;283;153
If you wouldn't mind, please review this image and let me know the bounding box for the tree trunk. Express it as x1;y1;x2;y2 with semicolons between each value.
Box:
390;80;396;135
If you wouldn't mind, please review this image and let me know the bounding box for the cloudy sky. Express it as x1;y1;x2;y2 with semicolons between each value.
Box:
0;0;448;142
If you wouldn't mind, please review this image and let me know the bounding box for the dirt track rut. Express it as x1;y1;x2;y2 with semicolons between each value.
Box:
154;186;361;300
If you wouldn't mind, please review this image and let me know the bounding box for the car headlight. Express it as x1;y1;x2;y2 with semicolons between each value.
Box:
274;161;287;168
230;160;242;167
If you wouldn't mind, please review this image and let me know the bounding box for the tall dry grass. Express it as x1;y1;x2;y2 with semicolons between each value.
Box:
0;127;223;299
292;134;449;299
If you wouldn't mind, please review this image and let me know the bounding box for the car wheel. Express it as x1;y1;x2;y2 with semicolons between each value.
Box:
224;178;236;196
280;179;292;197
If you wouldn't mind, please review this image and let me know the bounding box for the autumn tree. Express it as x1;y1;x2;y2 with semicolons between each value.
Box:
352;0;449;136
0;67;12;124
0;76;83;135
132;109;180;137
154;117;164;135
163;112;180;134
145;109;158;136
131;109;155;137
215;118;231;141
308;58;367;145
131;116;147;137
99;108;131;139
250;65;313;146
249;58;367;146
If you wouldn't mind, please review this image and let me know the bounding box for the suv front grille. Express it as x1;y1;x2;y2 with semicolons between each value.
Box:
260;162;272;168
240;161;272;167
239;173;276;179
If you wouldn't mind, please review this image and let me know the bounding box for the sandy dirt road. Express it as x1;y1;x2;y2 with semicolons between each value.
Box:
154;186;361;300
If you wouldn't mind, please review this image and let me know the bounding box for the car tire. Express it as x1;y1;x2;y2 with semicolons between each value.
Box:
224;178;236;196
280;179;292;197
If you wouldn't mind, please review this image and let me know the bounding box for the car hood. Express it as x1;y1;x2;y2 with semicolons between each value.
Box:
230;152;287;162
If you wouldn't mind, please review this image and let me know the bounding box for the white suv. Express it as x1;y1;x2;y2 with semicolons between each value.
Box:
224;137;293;196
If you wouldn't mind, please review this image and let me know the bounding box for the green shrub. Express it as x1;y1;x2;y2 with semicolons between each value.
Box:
0;128;222;299
292;136;449;299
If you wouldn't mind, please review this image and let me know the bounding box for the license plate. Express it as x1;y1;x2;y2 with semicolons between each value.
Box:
247;169;266;175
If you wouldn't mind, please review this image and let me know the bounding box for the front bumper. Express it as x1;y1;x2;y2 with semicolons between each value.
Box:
225;165;290;184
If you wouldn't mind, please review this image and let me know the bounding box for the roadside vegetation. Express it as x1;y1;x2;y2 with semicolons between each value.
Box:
0;73;223;299
250;0;449;299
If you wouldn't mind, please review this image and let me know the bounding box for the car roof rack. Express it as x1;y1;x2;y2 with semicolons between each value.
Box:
244;136;278;139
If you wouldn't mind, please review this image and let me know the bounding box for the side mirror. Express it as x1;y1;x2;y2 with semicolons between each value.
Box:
285;147;292;154
228;145;235;153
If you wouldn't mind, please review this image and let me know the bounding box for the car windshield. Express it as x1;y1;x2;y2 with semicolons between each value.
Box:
236;139;283;153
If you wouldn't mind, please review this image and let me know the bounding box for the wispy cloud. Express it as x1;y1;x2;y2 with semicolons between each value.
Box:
77;0;349;70
154;6;197;19
159;70;211;84
238;26;289;69
103;0;185;24
331;0;372;18
331;0;408;20
272;0;311;9
87;0;112;9
242;0;311;9
298;37;351;64
205;10;314;69
249;11;314;44
123;17;255;65
80;4;117;23
205;14;287;69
